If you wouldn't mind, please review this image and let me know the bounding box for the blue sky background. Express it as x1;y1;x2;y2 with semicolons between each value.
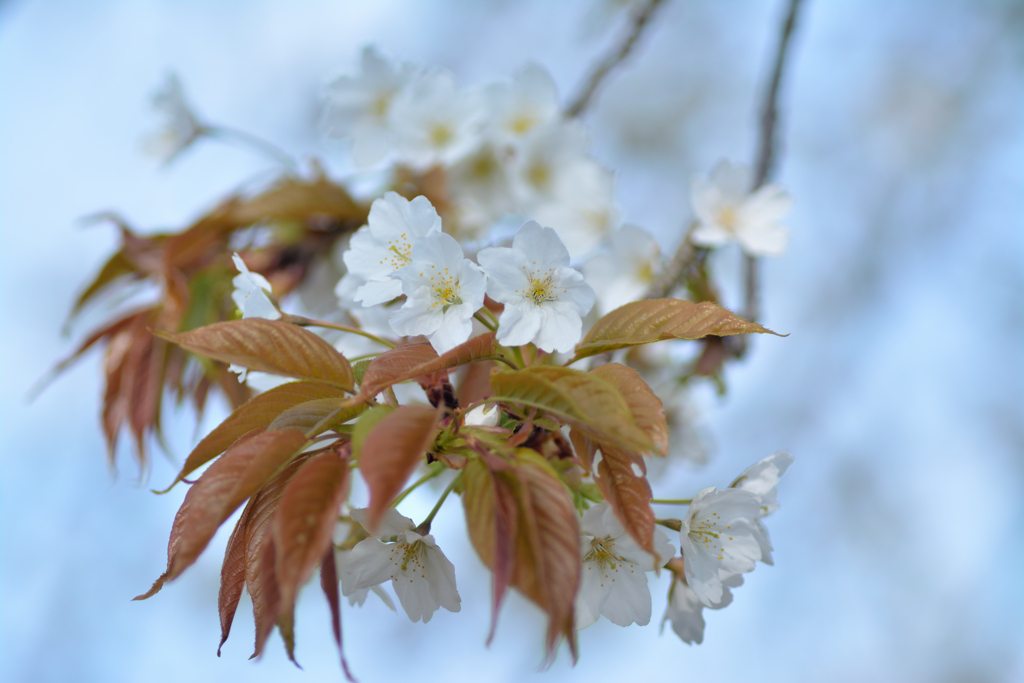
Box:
1;1;1022;681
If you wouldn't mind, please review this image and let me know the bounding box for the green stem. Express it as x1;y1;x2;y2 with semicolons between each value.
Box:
512;346;526;368
655;518;683;532
284;314;396;349
474;312;497;332
203;125;298;171
479;354;519;371
416;471;463;535
651;498;693;505
391;462;446;508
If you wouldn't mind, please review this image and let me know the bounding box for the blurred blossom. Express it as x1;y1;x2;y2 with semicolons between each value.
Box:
482;63;561;144
323;46;420;168
142;73;204;164
583;224;662;315
391;69;484;169
690;159;791;257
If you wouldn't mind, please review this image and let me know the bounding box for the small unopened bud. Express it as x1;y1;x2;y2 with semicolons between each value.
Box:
464;403;499;427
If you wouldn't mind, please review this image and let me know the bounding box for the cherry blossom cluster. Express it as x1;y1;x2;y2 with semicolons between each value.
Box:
322;47;615;255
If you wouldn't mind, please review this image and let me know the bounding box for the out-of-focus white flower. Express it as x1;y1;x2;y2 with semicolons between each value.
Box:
230;253;280;320
531;158;617;260
660;573;741;645
143;73;204;164
391;69;483;169
483;63;560;144
730;450;793;565
323;46;418;167
446;141;515;237
678;486;766;606
583;225;662;315
510;120;589;204
690;159;791;257
334;548;396;610
463;403;499;427
389;232;486;353
477;221;595;353
341;508;461;623
575;503;675;629
342;192;442;306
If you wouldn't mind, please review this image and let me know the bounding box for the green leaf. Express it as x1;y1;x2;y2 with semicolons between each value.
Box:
159;318;354;390
351;405;396;459
573;299;779;361
490;366;652;455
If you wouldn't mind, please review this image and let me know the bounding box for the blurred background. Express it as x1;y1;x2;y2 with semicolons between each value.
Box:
1;1;1022;681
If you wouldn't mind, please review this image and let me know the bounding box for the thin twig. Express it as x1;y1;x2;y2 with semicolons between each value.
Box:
565;0;668;118
645;223;697;299
742;0;804;326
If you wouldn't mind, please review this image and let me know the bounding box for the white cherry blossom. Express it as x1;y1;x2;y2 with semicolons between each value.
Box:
477;221;595;353
446;141;514;237
583;225;662;315
144;73;204;164
510;120;589;205
690;159;792;257
322;46;418;167
389;232;486;353
342;192;442;306
575;503;674;629
391;69;483;169
661;573;741;645
730;450;793;565
678;486;767;607
230;253;280;320
463;403;499;427
341;508;461;624
531;158;617;259
483;63;560;144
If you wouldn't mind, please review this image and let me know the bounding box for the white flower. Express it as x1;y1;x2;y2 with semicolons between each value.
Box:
483;63;560;144
389;232;486;353
582;225;662;315
477;221;595;353
660;573;741;645
575;503;674;629
510;120;588;204
341;508;461;623
463;403;499;427
230;253;280;320
678;486;767;607
730;450;793;565
690;159;792;257
391;69;483;169
530;158;617;260
342;192;442;306
446;141;515;238
322;46;418;167
334;549;396;610
143;73;204;164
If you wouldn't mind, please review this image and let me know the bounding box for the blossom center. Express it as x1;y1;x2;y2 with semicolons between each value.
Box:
716;205;738;231
423;265;463;309
509;113;537;135
584;536;626;570
385;234;414;269
371;93;391;120
689;511;728;560
388;538;427;577
430;123;453;148
520;265;559;305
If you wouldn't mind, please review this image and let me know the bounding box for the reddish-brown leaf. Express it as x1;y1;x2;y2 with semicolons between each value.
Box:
134;429;308;601
490;366;652;455
463;456;518;645
358;405;439;532
590;363;668;456
66;249;138;323
159;318;354;390
319;544;356;682
594;446;656;560
358;333;497;401
463;450;580;661
217;454;309;657
160;380;347;492
268;397;366;435
272;446;351;666
574;299;779;360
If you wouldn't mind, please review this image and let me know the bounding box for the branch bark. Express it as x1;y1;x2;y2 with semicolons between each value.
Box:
565;0;668;118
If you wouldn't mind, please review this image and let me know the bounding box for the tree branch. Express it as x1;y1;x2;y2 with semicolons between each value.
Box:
743;0;804;326
565;0;668;118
